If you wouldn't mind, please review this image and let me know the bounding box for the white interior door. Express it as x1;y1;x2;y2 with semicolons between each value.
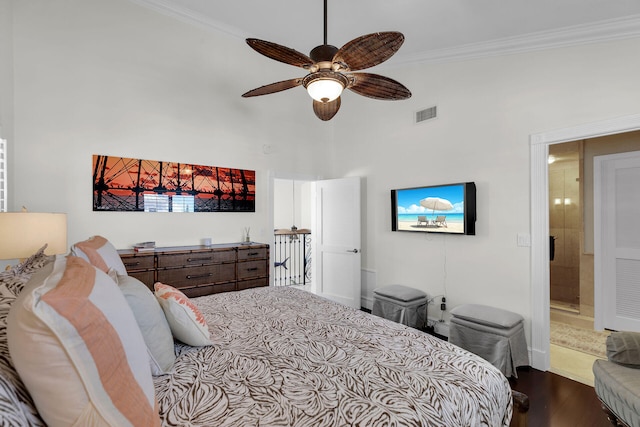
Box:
313;177;361;309
595;150;640;332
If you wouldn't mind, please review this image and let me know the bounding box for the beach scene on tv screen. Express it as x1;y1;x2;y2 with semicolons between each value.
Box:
396;184;465;233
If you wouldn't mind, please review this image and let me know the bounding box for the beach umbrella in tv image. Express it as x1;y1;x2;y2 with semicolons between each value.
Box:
420;197;453;217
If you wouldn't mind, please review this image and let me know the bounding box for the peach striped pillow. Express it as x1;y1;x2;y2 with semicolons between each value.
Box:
70;235;128;276
7;255;160;427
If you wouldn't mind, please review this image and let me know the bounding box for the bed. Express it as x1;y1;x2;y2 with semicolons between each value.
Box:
1;247;516;427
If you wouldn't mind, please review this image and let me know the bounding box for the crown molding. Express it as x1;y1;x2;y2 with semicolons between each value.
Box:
397;14;640;66
127;0;246;39
128;0;640;65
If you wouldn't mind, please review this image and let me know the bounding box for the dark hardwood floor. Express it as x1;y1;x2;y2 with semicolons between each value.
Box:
510;367;612;427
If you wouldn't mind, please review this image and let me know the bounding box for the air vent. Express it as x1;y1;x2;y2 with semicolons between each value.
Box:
415;106;437;124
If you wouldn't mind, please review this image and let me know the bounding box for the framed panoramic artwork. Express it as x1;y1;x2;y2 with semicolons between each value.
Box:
93;155;255;212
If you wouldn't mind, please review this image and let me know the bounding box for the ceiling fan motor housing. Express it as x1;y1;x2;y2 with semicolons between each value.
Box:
309;44;339;63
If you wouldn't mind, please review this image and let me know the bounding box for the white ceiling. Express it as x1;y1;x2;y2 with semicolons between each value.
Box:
131;0;640;66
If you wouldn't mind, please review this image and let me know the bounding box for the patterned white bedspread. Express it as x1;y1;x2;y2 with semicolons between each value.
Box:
154;286;513;427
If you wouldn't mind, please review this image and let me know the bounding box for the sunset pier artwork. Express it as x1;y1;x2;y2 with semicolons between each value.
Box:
93;155;255;212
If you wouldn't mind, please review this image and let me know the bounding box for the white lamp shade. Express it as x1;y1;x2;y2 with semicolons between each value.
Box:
306;78;344;103
0;213;68;259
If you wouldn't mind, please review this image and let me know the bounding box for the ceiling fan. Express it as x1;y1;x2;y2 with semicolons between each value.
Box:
241;0;411;121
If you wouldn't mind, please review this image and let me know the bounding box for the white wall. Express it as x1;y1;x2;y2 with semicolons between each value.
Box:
273;179;311;231
2;0;332;250
330;38;640;341
0;1;13;145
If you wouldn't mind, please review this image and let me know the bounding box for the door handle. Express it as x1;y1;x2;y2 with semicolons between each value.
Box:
347;249;359;253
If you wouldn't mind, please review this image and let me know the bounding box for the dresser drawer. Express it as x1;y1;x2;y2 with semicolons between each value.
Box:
237;277;268;290
157;263;235;288
157;249;235;268
238;247;268;261
183;282;237;298
121;255;154;271
237;260;268;280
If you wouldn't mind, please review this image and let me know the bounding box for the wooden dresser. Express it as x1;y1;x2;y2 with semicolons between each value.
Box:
118;243;269;298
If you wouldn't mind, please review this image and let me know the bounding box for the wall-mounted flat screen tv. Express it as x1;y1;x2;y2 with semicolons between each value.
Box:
391;182;476;235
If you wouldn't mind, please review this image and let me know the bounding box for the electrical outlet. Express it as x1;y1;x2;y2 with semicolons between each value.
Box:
427;316;441;328
440;296;446;311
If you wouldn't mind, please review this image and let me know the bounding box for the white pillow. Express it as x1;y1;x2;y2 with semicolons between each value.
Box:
154;282;211;347
7;255;159;427
117;274;176;375
70;235;127;276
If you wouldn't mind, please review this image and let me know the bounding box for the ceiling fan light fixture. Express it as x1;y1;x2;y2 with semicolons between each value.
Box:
303;71;348;103
306;78;343;103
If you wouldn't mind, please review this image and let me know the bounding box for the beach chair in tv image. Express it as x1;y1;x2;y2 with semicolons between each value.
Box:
434;216;447;227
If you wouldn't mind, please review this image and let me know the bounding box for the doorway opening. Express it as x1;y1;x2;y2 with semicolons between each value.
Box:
530;114;640;376
269;174;363;309
272;177;314;292
547;131;640;385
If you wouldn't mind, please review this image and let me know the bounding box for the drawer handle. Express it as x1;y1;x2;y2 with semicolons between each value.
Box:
187;273;213;279
124;262;140;267
246;267;259;272
187;257;213;263
247;252;260;256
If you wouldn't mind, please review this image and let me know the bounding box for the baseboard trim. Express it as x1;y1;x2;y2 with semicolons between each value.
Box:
531;348;549;371
361;295;374;311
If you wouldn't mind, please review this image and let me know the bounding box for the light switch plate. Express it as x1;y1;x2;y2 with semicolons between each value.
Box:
517;233;531;247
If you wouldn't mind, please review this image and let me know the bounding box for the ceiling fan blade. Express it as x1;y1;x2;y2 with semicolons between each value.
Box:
242;78;303;97
348;73;411;100
246;39;314;69
333;32;405;71
313;97;341;121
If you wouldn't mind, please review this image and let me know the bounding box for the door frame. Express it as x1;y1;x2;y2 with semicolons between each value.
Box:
530;113;640;371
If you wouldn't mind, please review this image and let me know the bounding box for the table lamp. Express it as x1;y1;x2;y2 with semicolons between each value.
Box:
0;212;68;261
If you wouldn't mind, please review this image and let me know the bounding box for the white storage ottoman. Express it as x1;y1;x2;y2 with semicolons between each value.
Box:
449;304;529;378
372;285;428;329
